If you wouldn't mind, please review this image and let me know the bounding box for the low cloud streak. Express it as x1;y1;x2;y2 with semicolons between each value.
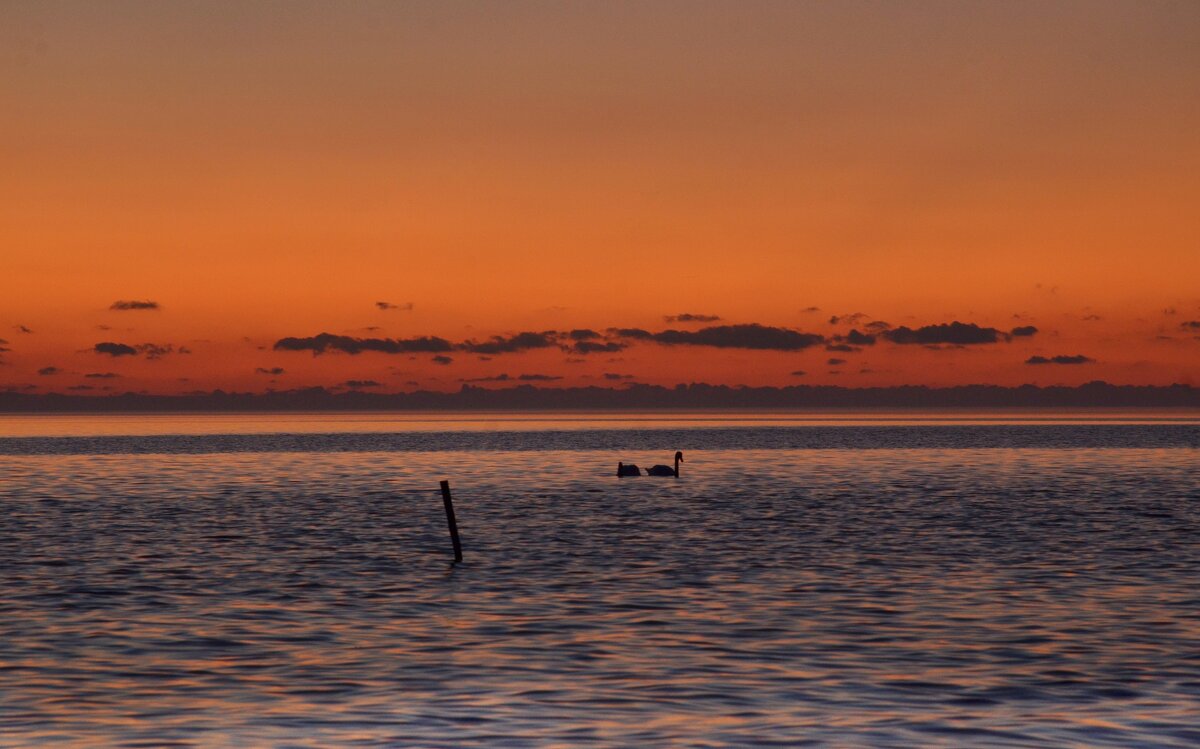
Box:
460;332;557;355
617;324;823;351
1026;354;1095;365
110;300;160;311
94;342;138;357
274;333;454;355
664;313;721;323
882;321;1007;345
93;342;187;359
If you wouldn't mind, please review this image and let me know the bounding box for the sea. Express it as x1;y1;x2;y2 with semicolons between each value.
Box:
1;411;1198;748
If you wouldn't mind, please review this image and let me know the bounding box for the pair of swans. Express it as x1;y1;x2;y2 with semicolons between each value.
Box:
618;451;683;478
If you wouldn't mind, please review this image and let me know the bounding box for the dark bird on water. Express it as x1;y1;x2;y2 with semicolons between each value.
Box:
645;451;684;477
617;462;641;477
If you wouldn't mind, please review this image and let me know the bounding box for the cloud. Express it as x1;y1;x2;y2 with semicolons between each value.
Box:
432;355;453;365
343;380;383;388
1181;321;1200;330
608;327;653;340
1026;354;1095;365
827;358;847;365
570;340;625;354
801;306;821;313
845;329;876;345
459;331;558;354
37;366;61;376
92;342;184;359
829;313;869;325
266;315;1048;362
464;372;562;382
790;370;806;376
881;321;1007;345
255;367;285;375
84;372;120;378
137;343;184;360
621;323;824;350
110;300;160;311
94;342;138;357
274;332;454;355
14;325;32;334
67;385;95;391
603;373;634;380
376;301;414;311
462;373;512;382
822;327;877;348
664;313;721;323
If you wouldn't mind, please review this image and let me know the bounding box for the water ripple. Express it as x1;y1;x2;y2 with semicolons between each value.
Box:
1;443;1198;746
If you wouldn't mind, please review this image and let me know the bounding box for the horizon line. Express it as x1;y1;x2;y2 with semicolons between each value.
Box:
4;381;1199;412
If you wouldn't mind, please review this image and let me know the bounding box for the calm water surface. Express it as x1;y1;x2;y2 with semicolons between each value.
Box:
1;412;1198;747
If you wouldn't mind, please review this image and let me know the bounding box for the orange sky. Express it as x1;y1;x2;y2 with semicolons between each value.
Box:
2;2;1199;396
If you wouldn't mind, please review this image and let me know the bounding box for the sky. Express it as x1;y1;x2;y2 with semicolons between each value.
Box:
2;1;1199;396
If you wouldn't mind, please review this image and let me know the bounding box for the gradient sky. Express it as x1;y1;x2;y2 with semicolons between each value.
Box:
3;1;1199;396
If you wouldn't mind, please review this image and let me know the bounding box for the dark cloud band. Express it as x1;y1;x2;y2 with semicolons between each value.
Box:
94;342;138;357
92;342;188;358
618;324;824;351
1026;354;1094;365
664;313;721;323
459;332;558;354
882;322;1006;345
110;300;160;311
274;332;454;355
274;319;1033;358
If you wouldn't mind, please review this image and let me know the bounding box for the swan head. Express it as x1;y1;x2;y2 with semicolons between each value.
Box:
675;451;684;461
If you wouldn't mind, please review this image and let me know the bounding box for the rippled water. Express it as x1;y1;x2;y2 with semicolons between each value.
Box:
1;413;1198;747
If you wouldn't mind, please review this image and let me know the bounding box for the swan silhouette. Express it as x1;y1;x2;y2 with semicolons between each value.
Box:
645;451;683;477
617;462;641;477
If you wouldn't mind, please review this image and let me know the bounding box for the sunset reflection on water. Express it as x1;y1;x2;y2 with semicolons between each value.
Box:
1;416;1197;746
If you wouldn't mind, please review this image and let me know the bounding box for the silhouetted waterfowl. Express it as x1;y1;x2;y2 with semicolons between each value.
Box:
617;462;641;477
646;451;683;477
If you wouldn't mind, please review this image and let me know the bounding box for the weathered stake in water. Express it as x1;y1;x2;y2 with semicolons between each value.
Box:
439;479;463;563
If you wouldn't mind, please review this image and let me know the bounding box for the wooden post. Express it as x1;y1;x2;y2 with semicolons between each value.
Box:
439;480;463;563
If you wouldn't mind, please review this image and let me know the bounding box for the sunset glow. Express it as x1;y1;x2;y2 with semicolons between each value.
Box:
3;2;1198;397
